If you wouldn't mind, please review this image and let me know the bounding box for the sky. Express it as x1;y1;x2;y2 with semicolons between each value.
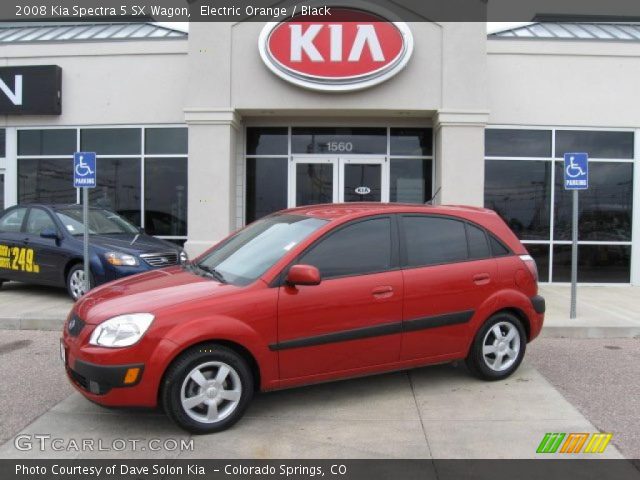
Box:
157;22;533;34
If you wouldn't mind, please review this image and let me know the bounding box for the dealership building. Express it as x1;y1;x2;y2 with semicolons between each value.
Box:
0;18;638;284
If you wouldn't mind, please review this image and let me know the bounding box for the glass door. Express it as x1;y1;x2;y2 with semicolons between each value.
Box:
339;158;388;203
0;172;4;211
289;157;338;207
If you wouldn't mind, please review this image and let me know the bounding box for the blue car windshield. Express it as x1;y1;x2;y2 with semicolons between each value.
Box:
196;214;328;286
56;209;139;236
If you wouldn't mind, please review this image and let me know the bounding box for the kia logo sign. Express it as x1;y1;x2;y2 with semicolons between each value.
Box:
258;8;413;92
355;186;371;195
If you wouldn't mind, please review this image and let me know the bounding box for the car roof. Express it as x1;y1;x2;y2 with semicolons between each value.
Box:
283;202;495;221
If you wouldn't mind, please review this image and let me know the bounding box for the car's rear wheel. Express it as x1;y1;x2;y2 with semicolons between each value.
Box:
465;312;526;381
66;264;93;301
161;345;254;434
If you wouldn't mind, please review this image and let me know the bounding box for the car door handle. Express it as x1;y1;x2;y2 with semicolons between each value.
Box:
372;286;394;299
22;237;30;245
473;273;491;285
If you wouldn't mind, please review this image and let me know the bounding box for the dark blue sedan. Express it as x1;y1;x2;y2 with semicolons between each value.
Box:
0;204;187;300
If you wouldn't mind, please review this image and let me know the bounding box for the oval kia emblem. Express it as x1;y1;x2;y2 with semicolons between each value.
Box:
355;186;371;195
258;7;414;92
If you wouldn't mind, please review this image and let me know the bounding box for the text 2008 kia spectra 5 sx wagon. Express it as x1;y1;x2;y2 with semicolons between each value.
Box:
61;203;545;433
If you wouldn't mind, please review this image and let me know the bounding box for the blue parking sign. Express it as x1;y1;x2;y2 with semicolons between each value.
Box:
73;152;96;188
564;153;588;190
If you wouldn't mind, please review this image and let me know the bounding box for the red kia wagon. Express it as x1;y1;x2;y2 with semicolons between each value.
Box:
61;204;545;433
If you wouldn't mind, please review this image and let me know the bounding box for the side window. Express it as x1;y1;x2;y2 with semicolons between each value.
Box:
0;208;27;233
466;223;491;260
299;217;392;278
25;208;56;235
489;234;511;257
402;216;468;267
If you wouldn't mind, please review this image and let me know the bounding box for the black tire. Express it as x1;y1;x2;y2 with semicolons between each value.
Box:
66;264;93;301
465;312;526;381
161;344;254;434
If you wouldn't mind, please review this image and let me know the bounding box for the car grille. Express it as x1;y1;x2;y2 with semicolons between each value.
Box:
67;314;85;337
140;252;179;267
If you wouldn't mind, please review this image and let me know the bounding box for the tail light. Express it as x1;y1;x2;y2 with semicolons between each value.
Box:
519;254;538;282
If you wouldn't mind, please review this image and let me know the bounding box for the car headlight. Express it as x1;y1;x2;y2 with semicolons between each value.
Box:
105;252;139;266
179;250;188;264
89;313;154;348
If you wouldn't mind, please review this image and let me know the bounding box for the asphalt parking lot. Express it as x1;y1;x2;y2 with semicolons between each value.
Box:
0;329;636;460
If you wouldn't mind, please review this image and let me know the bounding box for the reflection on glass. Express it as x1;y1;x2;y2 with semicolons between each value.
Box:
86;158;141;227
0;174;4;211
555;130;634;159
81;128;140;155
390;128;433;156
390;159;432;203
553;245;631;283
246;158;288;223
0;129;6;157
18;158;76;204
296;163;333;206
485;129;552;158
144;158;187;236
554;162;633;241
18;129;77;156
145;128;188;155
292;127;386;154
523;244;549;283
343;164;381;202
484;160;551;240
246;128;288;156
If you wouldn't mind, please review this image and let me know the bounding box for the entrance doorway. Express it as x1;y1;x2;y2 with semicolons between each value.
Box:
289;157;389;207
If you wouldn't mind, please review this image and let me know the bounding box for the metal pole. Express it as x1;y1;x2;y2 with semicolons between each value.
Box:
570;189;578;319
83;187;90;295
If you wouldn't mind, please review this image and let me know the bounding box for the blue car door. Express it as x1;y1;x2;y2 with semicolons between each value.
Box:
0;207;28;282
22;207;67;286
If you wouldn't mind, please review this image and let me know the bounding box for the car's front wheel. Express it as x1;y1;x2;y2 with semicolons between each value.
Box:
161;345;254;434
465;312;526;380
66;264;93;301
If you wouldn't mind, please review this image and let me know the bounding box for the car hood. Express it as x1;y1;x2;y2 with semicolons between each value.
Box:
87;234;179;255
75;266;241;324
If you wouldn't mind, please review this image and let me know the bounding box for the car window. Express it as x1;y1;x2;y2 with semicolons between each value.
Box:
402;216;468;267
55;208;139;235
489;234;511;257
0;208;27;233
25;208;57;235
299;217;392;278
467;223;491;260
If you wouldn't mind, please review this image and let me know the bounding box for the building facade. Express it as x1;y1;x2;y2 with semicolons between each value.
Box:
0;19;638;284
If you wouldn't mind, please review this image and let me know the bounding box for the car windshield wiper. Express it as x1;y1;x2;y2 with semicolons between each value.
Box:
194;264;227;284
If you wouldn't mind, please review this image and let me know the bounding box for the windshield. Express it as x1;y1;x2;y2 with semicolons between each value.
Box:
56;208;140;235
196;214;328;286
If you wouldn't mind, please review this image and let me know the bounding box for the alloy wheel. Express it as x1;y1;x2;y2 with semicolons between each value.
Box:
69;269;88;300
481;321;521;372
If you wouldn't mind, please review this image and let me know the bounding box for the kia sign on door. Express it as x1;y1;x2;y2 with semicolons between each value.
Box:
258;8;413;92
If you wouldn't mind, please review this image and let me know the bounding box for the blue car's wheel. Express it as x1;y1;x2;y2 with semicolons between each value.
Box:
66;264;93;301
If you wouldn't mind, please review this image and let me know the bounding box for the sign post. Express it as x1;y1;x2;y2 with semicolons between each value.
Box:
563;152;589;319
73;152;97;295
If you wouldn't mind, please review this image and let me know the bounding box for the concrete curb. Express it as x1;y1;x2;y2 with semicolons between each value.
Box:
0;318;64;331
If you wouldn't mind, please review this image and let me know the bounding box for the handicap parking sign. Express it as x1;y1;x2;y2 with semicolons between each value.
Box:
564;153;588;190
73;152;97;188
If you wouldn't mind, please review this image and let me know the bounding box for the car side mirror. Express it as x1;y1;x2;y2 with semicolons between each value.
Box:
286;264;321;286
40;227;59;240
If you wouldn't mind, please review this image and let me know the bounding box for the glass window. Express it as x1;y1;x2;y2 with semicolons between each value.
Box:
552;245;631;283
145;128;187;155
246;128;288;156
402;216;468;267
555;130;634;159
18;129;76;156
25;208;56;235
485;129;552;158
390;159;432;203
0;129;5;157
300;217;392;278
485;160;552;240
246;158;288;224
0;207;27;233
292;127;386;154
81;129;141;155
467;223;490;260
554;162;633;241
55;208;139;236
343;164;382;202
144;158;187;236
87;158;141;227
198;214;328;286
525;244;549;283
0;174;4;211
390;128;433;156
296;163;334;206
18;159;76;204
489;235;510;257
